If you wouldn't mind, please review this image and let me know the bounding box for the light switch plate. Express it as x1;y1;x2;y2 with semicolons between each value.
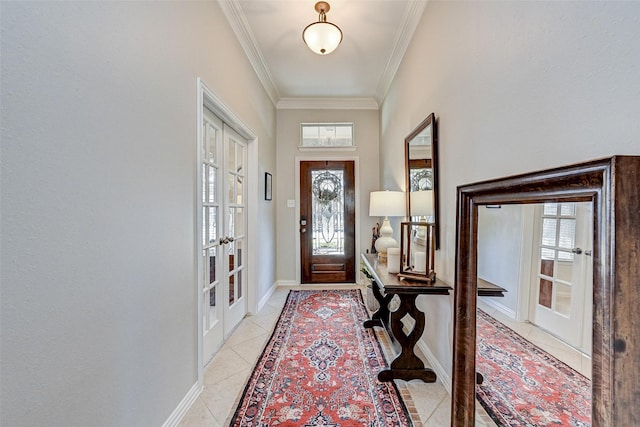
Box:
287;199;296;208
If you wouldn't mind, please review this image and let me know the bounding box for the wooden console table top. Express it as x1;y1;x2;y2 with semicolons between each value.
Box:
362;253;506;297
362;253;451;294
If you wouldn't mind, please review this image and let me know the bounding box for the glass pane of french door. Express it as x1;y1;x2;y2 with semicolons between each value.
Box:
537;203;577;315
226;134;244;304
202;108;223;362
222;125;247;336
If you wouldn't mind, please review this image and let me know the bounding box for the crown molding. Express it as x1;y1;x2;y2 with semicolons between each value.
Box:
375;0;428;104
277;98;379;110
218;0;280;106
220;0;426;108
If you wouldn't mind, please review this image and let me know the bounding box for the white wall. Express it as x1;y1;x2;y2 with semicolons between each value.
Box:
0;2;276;425
477;205;524;314
275;109;380;283
381;0;640;383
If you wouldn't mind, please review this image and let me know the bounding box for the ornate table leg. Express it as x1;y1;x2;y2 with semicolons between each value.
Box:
377;293;437;383
363;279;394;330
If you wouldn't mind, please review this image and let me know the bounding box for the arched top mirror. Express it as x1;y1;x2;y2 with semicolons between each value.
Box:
405;113;439;249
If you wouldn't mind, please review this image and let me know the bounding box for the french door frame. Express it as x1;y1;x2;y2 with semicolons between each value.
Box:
294;156;360;285
196;79;258;385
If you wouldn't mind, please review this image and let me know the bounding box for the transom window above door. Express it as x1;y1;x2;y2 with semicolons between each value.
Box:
300;123;354;149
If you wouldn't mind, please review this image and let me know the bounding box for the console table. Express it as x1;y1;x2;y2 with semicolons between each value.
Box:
361;253;505;383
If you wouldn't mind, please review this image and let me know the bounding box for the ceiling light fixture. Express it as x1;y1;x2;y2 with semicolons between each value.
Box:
302;1;342;55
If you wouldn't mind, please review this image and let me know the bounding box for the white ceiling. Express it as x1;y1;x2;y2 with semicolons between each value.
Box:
219;0;427;107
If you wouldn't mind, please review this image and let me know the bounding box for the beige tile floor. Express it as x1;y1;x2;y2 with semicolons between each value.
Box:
178;286;589;426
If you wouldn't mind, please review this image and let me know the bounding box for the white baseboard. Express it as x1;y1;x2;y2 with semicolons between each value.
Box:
258;282;278;311
276;280;298;287
417;339;452;394
162;382;202;427
478;297;517;319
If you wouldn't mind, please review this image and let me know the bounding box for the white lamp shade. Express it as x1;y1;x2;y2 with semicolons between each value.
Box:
369;191;406;217
303;22;342;55
410;190;434;217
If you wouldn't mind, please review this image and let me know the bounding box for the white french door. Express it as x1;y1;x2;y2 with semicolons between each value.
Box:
222;124;247;336
530;202;592;352
201;107;247;363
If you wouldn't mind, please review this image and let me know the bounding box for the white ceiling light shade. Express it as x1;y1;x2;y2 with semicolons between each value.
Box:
302;1;342;55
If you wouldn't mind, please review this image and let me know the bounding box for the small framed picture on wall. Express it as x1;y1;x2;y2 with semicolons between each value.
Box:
265;172;272;201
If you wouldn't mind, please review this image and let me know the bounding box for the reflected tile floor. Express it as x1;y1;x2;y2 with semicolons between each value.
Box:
476;299;592;427
478;299;592;380
180;286;588;426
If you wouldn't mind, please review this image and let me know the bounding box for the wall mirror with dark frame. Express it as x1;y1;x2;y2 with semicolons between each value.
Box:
451;156;640;426
405;113;439;249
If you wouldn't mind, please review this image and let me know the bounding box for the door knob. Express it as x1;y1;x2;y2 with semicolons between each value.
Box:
571;247;583;254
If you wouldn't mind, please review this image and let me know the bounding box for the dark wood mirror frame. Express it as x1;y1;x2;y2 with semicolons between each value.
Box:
452;156;640;426
405;113;440;249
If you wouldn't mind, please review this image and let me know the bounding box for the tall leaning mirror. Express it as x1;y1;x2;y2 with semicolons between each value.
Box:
452;156;640;426
405;113;439;249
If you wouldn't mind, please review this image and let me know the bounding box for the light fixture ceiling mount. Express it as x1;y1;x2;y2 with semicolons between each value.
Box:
302;1;343;55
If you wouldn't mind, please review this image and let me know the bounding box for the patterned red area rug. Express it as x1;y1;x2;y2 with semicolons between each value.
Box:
229;289;414;426
476;310;591;426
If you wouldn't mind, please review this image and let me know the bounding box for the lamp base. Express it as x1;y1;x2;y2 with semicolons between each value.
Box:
374;217;397;258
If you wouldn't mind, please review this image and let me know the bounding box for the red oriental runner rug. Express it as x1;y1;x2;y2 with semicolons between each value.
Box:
229;289;414;426
476;309;591;426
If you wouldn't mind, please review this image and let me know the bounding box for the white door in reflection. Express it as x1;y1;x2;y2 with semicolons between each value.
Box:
530;202;592;352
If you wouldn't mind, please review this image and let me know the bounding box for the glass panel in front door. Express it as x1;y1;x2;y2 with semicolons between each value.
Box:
311;169;345;255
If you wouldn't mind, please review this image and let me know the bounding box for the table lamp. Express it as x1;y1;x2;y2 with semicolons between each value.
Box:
410;190;434;221
369;190;406;261
410;190;434;240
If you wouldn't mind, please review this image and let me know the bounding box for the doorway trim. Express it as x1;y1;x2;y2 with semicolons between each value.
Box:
196;78;258;385
294;156;360;285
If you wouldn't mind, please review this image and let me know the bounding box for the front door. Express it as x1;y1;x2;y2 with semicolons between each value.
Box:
530;202;592;352
300;160;355;284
